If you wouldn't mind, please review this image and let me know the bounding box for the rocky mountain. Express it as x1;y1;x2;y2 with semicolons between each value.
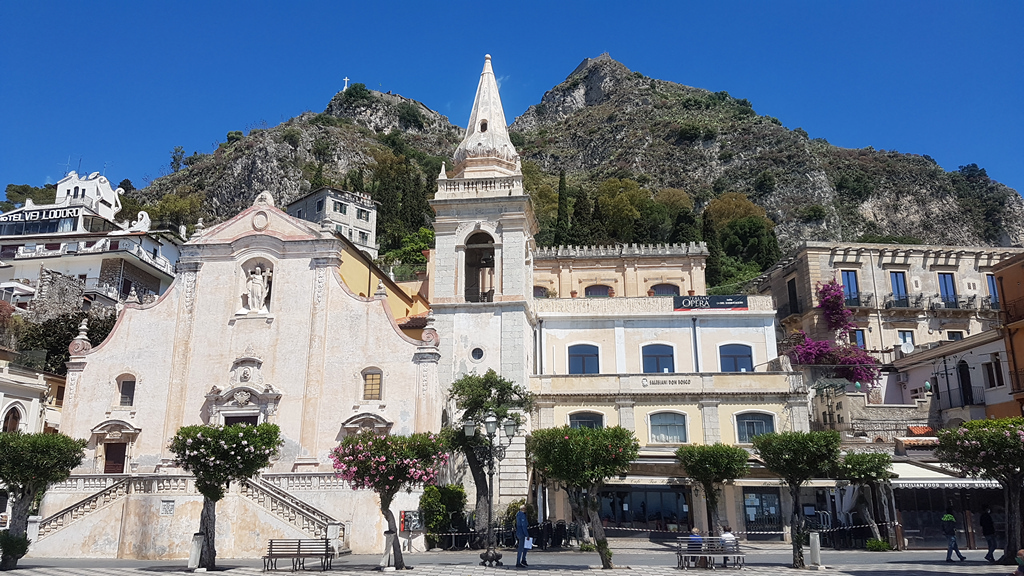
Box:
131;54;1024;253
510;54;1024;250
135;84;462;218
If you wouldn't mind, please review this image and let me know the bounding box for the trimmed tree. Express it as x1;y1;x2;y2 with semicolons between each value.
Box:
675;443;750;536
752;431;840;568
448;369;532;548
529;426;639;569
937;418;1024;563
837;452;893;543
331;431;449;569
0;431;87;570
168;423;282;570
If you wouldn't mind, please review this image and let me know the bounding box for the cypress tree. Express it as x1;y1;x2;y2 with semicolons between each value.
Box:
702;210;724;287
554;171;570;245
566;188;591;246
670;208;702;244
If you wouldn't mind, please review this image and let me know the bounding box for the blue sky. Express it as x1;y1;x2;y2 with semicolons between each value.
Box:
1;1;1021;195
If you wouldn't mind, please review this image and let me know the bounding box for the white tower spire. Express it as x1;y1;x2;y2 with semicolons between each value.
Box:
451;54;521;180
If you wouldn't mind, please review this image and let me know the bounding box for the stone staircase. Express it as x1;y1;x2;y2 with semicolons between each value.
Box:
35;474;347;552
37;477;131;540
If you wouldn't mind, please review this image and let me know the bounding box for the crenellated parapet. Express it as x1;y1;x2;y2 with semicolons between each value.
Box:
534;242;708;260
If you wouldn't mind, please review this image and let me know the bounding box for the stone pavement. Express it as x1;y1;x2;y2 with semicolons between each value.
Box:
9;557;1016;575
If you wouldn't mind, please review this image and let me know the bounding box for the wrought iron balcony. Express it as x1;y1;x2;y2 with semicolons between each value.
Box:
884;293;925;309
937;384;987;410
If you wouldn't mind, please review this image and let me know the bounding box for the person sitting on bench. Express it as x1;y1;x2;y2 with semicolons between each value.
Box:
720;526;738;567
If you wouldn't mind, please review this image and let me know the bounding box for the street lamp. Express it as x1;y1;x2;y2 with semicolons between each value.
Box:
463;412;519;566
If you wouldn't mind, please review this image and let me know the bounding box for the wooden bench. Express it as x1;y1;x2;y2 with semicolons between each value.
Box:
262;538;333;572
676;536;745;570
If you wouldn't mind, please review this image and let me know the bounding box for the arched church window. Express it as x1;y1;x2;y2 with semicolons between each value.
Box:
2;407;21;432
650;283;680;296
363;370;382;401
465;232;495;303
117;375;136;407
584;285;611;298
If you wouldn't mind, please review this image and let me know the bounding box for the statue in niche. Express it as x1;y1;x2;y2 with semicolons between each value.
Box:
244;266;273;313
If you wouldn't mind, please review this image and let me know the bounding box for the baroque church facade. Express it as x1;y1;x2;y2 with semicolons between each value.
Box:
33;55;808;559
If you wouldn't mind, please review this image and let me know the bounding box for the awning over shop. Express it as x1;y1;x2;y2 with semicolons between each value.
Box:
889;461;1001;489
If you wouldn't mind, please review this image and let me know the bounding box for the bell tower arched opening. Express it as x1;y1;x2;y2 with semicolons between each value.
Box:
465;232;495;302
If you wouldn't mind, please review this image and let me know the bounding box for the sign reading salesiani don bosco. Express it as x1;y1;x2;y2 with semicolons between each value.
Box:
673;295;749;311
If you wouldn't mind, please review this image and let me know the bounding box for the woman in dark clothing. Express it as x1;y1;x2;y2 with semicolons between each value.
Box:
942;507;966;562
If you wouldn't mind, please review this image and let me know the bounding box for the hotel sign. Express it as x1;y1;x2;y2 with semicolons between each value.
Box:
673;295;748;311
0;208;81;222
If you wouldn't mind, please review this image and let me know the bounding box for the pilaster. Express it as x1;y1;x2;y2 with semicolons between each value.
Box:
161;263;201;461
297;264;330;469
698;399;722;444
615;398;635;431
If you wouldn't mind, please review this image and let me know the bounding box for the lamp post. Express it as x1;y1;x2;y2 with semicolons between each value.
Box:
463;412;519;567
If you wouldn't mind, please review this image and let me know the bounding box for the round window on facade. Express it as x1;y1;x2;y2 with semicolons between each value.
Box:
471;348;484;361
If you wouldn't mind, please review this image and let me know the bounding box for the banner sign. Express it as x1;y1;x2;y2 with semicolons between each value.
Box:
0;208;81;223
673;294;749;311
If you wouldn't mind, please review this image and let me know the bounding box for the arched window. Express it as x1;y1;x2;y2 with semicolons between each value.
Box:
569;412;603;429
568;344;599;374
584;285;611;298
720;344;754;373
363;370;382;401
736;412;775;443
2;407;21;432
533;286;549;299
465;232;495;302
651;283;680;296
642;344;675;373
117;375;136;407
650;412;687;443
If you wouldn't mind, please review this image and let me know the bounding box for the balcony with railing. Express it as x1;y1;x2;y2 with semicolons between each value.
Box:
5;238;175;277
1006;297;1024;324
844;292;873;308
883;292;925;310
936;384;987;410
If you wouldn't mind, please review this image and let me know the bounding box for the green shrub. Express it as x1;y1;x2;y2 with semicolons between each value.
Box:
579;542;597;552
701;126;718;141
798;204;828;222
418;484;467;549
281;128;301;149
718;149;735;162
0;530;31;560
676;122;702;144
509;132;526;148
226;131;244;145
502;498;537;526
866;538;891;551
397;102;425;130
341;83;373;106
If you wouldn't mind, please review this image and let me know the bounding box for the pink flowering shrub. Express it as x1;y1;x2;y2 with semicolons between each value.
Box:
786;330;880;386
937;418;1024;558
331;430;448;502
817;279;854;333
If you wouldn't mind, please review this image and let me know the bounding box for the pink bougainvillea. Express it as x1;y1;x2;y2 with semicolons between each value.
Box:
817;279;855;333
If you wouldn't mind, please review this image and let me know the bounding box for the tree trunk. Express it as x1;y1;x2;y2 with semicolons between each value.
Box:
856;485;881;541
1004;481;1022;563
0;487;34;570
381;493;405;570
199;496;217;570
789;484;805;569
563;488;592;544
876;483;895;547
703;484;722;536
586;495;614;569
463;445;489;548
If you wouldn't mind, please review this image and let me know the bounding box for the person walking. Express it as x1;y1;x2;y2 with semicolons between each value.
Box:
942;507;966;562
516;505;530;568
981;507;997;563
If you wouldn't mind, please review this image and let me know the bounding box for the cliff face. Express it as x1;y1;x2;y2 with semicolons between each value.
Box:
510;54;1024;250
135;56;1024;251
137;87;462;218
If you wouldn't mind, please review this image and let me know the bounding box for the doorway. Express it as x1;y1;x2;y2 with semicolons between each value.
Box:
742;488;784;541
104;443;128;474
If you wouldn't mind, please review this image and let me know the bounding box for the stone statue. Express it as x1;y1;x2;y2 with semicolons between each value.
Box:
246;266;272;312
